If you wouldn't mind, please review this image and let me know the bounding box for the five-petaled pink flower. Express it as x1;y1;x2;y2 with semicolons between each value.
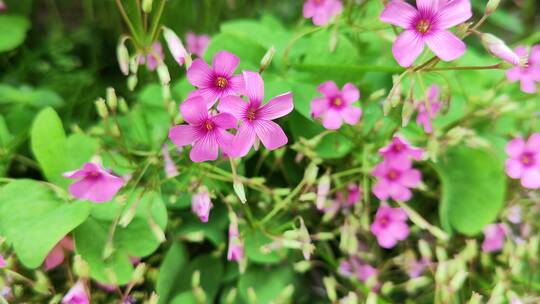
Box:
379;136;424;163
227;220;244;263
138;42;164;71
168;95;236;162
62;280;89;304
481;223;506;253
187;50;244;106
64;163;124;203
506;45;540;93
303;0;343;26
380;0;472;67
187;32;210;58
372;157;422;202
44;236;74;271
191;188;213;222
311;81;362;130
416;85;442;133
505;133;540;189
218;71;294;157
370;204;410;248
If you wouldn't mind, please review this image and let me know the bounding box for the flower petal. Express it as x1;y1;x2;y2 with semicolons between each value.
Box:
376;231;398;249
44;245;65;270
436;0;472;29
526;133;540;151
520;78;537;94
254;120;288;150
230;123;257;158
311;97;329;118
505;159;524;179
190;134;219;162
372;180;390;201
380;0;417;28
521;169;540;189
318;81;340;97
212;50;240;77
228;74;245;95
342;83;360;104
257;92;294;120
303;1;316;18
218;95;248;120
322;109;343;130
243;71;264;104
388;221;410;240
212;112;237;130
400;169;422;187
341;106;362;125
169;125;200;147
392;30;425;67
389;183;412;202
187;58;213;88
505;137;525;156
425;30;466;62
180;96;208;125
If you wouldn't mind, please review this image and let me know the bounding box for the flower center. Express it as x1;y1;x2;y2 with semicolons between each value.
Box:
416;19;431;34
331;97;343;107
387;169;399;181
393;143;404;152
521;153;535;166
314;0;323;5
88;171;100;178
380;216;389;226
204;120;214;131
247;108;256;121
215;77;228;89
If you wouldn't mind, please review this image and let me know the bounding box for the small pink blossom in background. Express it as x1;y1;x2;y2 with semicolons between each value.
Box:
480;33;520;66
379;136;424;162
163;27;188;66
0;255;5;268
481;223;506;253
303;0;342;26
339;257;379;288
62;280;89;304
187;50;244;106
372;157;422;202
506;45;540;93
0;0;6;12
380;0;472;67
64;162;124;203
186;32;210;58
406;256;429;278
227;219;244;263
335;183;362;208
316;175;331;210
416;85;442;133
168;96;236;162
138;42;164;71
162;144;178;178
505;133;540;189
311;81;361;130
191;188;213;222
44;236;74;271
507;205;521;224
218;71;294;157
370;204;410;248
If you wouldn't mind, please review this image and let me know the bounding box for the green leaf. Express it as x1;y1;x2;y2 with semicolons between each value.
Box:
0;179;90;268
0;15;30;52
157;242;189;304
238;265;295;304
244;229;286;264
30;107;69;187
205;33;266;71
74;190;167;284
176;203;228;246
65;133;99;171
435;146;506;235
0;85;64;108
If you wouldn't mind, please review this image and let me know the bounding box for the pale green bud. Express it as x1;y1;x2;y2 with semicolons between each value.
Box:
259;46;275;73
95;98;109;119
142;0;153;13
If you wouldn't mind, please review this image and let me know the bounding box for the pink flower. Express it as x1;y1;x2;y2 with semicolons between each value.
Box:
227;220;244;262
163;27;188;66
336;183;362;207
187;50;244;106
0;255;5;268
162;144;178;178
507;205;521;224
191;188;213;222
168;96;236;162
44;236;74;271
311;81;362;130
303;0;343;26
380;0;472;67
505;133;540;189
62;281;89;304
339;258;379;287
218;71;294;157
63;163;124;203
506;45;540;93
370;204;410;248
481;223;506;253
372;157;422;202
138;42;164;71
406;256;429;278
379;136;424;162
416;85;442;133
186;32;210;58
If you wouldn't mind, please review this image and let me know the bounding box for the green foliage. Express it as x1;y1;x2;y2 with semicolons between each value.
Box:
0;15;30;52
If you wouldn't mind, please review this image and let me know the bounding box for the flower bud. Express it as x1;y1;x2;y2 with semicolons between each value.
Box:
480;33;520;65
486;0;500;15
127;75;138;91
233;178;247;204
162;26;188;66
467;292;483;304
131;263;147;284
450;270;468;291
142;0;153;13
225;288;237;304
106;87;117;111
401;98;415;127
148;292;159;304
294;260;311;273
157;63;171;85
118;97;129;113
191;270;201;288
259;46;275;73
117;38;130;76
247;287;257;304
304;162;319;186
95;98;109;119
316;173;330;210
73;255;89;278
323;276;337;302
418;239;432;260
405;276;431;294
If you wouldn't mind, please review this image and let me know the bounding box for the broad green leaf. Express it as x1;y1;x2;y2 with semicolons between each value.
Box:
170;292;197;304
65;133;99;170
157;242;188;304
435;146;506;235
205;32;266;71
0;179;90;268
0;85;63;107
238;265;295;304
0;15;30;52
30;107;69;187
